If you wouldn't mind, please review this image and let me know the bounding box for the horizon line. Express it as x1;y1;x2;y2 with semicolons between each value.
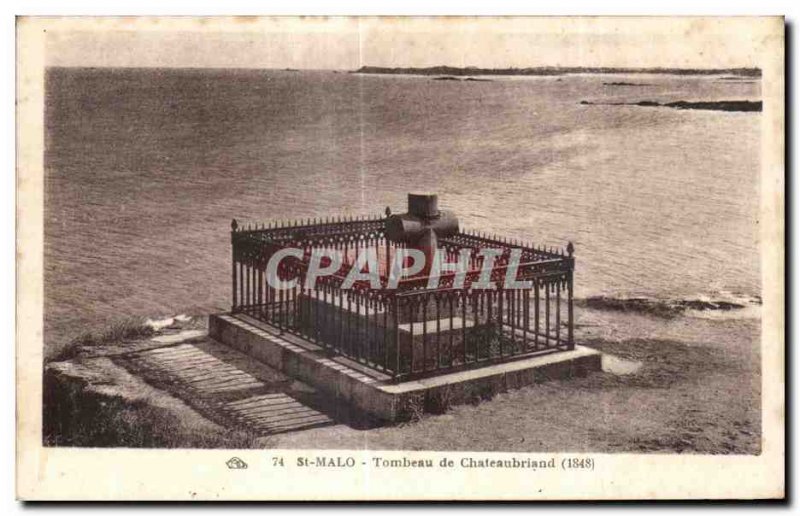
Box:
45;64;762;72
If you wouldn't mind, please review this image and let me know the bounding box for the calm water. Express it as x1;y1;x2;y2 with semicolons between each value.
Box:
45;68;761;349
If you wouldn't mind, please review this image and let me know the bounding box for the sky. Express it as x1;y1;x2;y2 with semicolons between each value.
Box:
44;17;768;70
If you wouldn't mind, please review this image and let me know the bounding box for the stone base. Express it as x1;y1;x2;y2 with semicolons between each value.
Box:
209;313;602;422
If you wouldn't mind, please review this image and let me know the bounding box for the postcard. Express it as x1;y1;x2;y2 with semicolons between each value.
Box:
16;16;784;500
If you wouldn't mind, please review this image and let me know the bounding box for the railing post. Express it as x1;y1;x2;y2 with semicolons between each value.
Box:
567;241;575;350
384;207;392;282
231;219;238;312
393;295;400;382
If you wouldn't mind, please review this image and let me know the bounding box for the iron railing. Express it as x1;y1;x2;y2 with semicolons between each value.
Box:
230;215;574;382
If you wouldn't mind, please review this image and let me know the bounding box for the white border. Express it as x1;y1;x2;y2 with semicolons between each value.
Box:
5;2;794;511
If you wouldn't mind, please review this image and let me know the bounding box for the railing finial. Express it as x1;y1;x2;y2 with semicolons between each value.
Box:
567;241;575;257
231;218;238;231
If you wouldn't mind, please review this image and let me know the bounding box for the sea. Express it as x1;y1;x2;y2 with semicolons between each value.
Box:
44;67;762;349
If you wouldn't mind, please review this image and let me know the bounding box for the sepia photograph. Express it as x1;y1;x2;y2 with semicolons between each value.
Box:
15;15;785;500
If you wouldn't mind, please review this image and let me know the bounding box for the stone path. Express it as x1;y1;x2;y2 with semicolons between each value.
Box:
223;393;333;435
119;339;336;436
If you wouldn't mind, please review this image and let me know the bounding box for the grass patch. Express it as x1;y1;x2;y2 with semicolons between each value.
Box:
399;394;426;423
43;365;259;448
49;318;155;362
424;385;454;415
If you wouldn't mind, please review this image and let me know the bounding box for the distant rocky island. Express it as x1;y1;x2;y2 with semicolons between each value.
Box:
432;76;493;82
603;81;652;87
353;66;761;77
579;99;762;112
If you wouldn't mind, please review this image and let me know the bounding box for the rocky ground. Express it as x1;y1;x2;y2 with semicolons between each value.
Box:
43;309;761;454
